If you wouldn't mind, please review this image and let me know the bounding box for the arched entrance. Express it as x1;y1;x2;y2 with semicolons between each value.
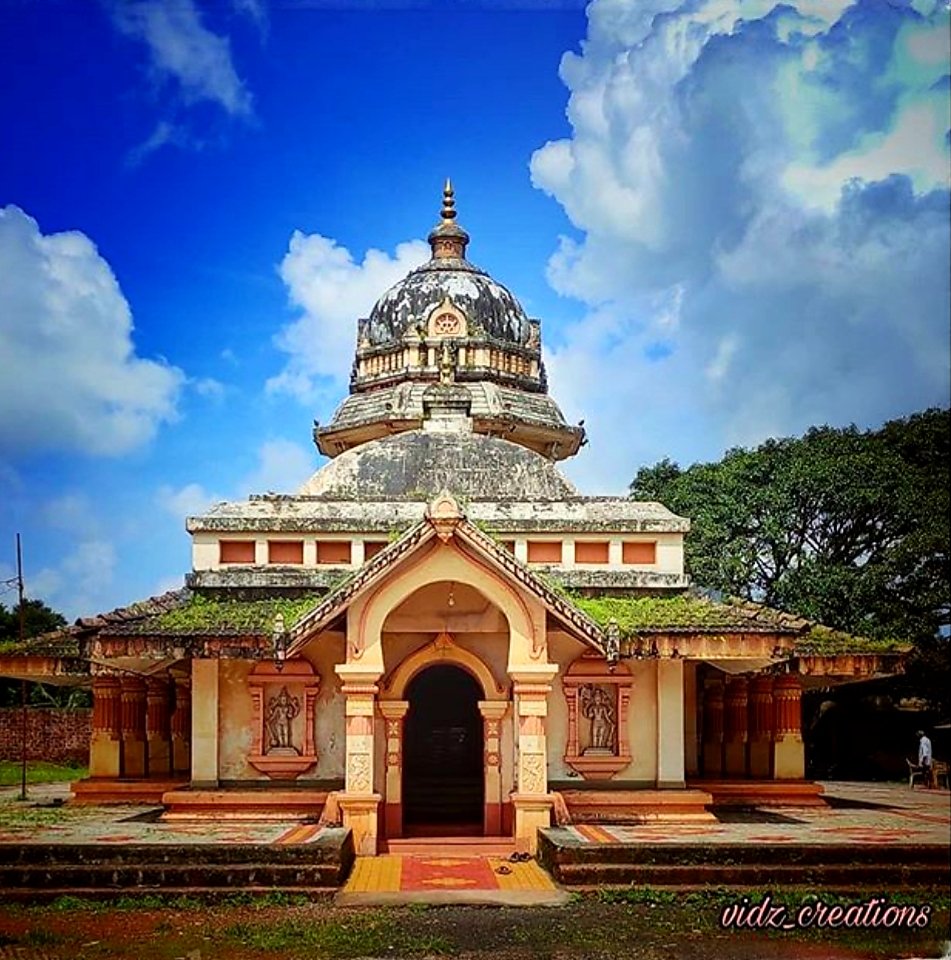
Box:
403;664;485;833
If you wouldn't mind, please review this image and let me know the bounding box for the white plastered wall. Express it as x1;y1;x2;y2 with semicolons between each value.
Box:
546;631;659;783
216;631;346;781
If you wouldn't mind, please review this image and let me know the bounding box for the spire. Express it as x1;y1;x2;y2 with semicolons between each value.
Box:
428;177;469;260
441;178;456;221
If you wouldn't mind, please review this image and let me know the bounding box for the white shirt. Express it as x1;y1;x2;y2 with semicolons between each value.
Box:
918;735;932;766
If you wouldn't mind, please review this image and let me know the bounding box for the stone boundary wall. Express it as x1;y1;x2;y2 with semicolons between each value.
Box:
0;708;90;763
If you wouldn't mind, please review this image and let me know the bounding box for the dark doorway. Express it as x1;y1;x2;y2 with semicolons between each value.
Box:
403;664;484;833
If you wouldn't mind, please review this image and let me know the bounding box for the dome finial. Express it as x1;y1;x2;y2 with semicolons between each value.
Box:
429;177;469;260
441;178;456;222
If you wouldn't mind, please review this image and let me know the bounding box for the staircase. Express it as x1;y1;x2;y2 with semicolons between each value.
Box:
538;829;951;888
385;835;516;856
0;829;354;901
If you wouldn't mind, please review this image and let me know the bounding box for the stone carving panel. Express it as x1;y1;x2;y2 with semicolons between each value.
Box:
248;660;320;779
562;653;633;780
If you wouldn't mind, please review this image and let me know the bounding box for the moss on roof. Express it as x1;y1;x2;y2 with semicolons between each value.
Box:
566;593;798;635
795;624;909;656
0;630;80;658
563;591;908;657
109;594;323;636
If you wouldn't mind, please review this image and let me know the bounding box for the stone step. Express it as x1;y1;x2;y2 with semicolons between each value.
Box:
553;861;950;887
385;836;517;856
0;885;337;904
0;837;350;867
538;834;951;868
0;862;348;889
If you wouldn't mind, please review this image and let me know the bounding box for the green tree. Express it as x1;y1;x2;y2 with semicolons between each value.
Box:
631;408;950;706
0;598;67;642
0;599;81;708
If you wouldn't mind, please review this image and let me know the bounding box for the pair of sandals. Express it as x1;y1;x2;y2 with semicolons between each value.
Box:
495;851;532;874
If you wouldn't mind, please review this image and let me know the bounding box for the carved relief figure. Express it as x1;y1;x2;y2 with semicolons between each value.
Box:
438;339;456;384
580;684;616;752
265;686;301;753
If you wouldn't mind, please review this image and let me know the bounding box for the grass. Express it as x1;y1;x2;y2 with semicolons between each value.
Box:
41;892;316;913
0;760;86;786
223;915;452;956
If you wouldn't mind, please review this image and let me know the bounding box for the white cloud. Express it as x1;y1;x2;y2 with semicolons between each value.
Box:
191;376;227;401
267;233;428;403
157;482;220;521
29;539;117;622
111;0;253;117
158;438;313;522
238;438;313;495
0;206;185;457
783;98;950;210
233;0;268;35
532;0;950;487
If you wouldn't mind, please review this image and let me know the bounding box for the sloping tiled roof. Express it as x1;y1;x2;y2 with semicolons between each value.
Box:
567;591;907;657
567;593;805;636
0;629;82;659
99;594;323;637
0;551;908;665
76;590;191;630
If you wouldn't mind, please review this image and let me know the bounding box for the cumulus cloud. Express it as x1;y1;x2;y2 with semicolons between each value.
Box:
29;540;118;622
0;206;184;457
532;0;950;490
157;482;219;521
158;438;314;522
111;0;253;118
267;233;429;403
240;438;314;494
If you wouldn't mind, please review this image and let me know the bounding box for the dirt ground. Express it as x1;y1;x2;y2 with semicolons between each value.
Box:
0;891;948;960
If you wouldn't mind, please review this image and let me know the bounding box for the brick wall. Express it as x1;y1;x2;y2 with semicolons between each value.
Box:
0;708;90;763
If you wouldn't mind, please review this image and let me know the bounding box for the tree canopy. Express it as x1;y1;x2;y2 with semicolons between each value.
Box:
631;408;950;707
0;598;67;643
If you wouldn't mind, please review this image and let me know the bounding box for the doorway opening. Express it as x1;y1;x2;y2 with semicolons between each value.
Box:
403;664;484;835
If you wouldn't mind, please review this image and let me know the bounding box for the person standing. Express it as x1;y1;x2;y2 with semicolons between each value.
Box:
917;730;933;786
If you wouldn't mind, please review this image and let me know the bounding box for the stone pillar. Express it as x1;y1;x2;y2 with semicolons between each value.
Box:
701;678;724;777
747;676;774;778
379;700;409;840
336;665;382;856
723;677;749;778
772;674;805;779
479;701;509;836
171;677;191;774
510;667;557;854
120;677;147;778
146;678;172;777
190;659;219;787
656;659;686;788
89;676;122;778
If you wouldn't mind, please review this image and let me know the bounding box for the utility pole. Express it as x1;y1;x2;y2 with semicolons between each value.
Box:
17;534;27;802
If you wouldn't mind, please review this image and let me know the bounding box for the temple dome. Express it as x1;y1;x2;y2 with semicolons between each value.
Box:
365;259;531;347
314;180;585;463
299;429;579;502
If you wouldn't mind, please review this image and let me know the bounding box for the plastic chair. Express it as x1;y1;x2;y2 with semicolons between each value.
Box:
930;760;949;789
907;758;927;788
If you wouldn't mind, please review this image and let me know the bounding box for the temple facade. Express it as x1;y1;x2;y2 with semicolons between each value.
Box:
0;184;903;855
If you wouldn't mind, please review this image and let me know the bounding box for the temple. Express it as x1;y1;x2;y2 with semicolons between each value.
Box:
0;182;906;855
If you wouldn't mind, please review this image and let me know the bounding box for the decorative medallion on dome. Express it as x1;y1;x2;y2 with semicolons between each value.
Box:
314;182;586;462
428;297;467;338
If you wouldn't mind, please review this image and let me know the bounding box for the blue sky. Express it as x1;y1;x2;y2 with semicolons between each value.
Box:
1;0;948;620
